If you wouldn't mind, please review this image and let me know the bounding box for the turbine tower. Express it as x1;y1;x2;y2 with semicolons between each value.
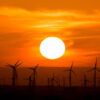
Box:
7;60;22;87
48;77;50;87
84;74;89;88
29;64;39;87
62;76;66;88
51;73;55;87
24;75;33;88
88;57;100;87
64;62;75;88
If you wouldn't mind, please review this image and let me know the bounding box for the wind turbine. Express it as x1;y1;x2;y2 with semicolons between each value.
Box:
88;57;100;87
64;62;75;88
29;64;39;87
84;74;90;88
7;60;22;87
57;78;60;88
24;75;33;88
48;77;50;87
97;78;100;87
48;74;57;87
51;73;55;87
62;76;66;88
54;76;61;87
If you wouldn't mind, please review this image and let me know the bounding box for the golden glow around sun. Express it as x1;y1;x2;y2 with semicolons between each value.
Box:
40;37;65;59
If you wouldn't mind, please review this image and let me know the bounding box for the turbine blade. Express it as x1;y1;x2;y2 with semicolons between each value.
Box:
28;64;39;70
7;64;14;69
15;60;20;66
71;62;74;69
7;64;12;67
95;57;97;68
16;62;22;67
64;69;70;72
96;69;100;72
29;67;34;70
34;64;39;69
72;70;76;75
87;68;94;72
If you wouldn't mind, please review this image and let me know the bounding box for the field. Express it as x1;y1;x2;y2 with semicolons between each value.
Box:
0;86;100;100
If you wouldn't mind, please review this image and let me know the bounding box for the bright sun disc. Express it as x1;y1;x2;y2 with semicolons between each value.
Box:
40;37;65;59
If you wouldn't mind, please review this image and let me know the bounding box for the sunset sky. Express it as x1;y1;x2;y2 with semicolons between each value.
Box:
0;0;100;67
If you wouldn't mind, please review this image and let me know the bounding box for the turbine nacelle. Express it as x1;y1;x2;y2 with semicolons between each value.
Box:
64;62;76;75
7;60;22;69
87;57;100;72
29;64;39;72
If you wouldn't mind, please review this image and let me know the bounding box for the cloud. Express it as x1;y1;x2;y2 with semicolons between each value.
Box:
0;6;100;65
0;0;100;11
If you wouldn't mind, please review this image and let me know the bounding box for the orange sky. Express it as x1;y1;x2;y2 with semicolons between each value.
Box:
0;0;100;67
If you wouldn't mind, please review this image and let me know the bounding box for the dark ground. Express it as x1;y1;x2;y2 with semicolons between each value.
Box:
0;86;100;100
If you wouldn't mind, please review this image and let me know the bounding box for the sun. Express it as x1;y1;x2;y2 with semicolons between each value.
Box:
40;37;65;59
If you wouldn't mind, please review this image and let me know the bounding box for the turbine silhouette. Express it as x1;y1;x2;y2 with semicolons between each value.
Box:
29;64;39;87
84;74;89;88
64;62;76;88
48;77;50;87
24;75;33;88
51;73;55;87
62;76;66;88
7;60;22;87
88;57;100;87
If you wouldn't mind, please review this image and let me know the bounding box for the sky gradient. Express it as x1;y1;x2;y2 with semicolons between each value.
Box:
0;0;100;67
